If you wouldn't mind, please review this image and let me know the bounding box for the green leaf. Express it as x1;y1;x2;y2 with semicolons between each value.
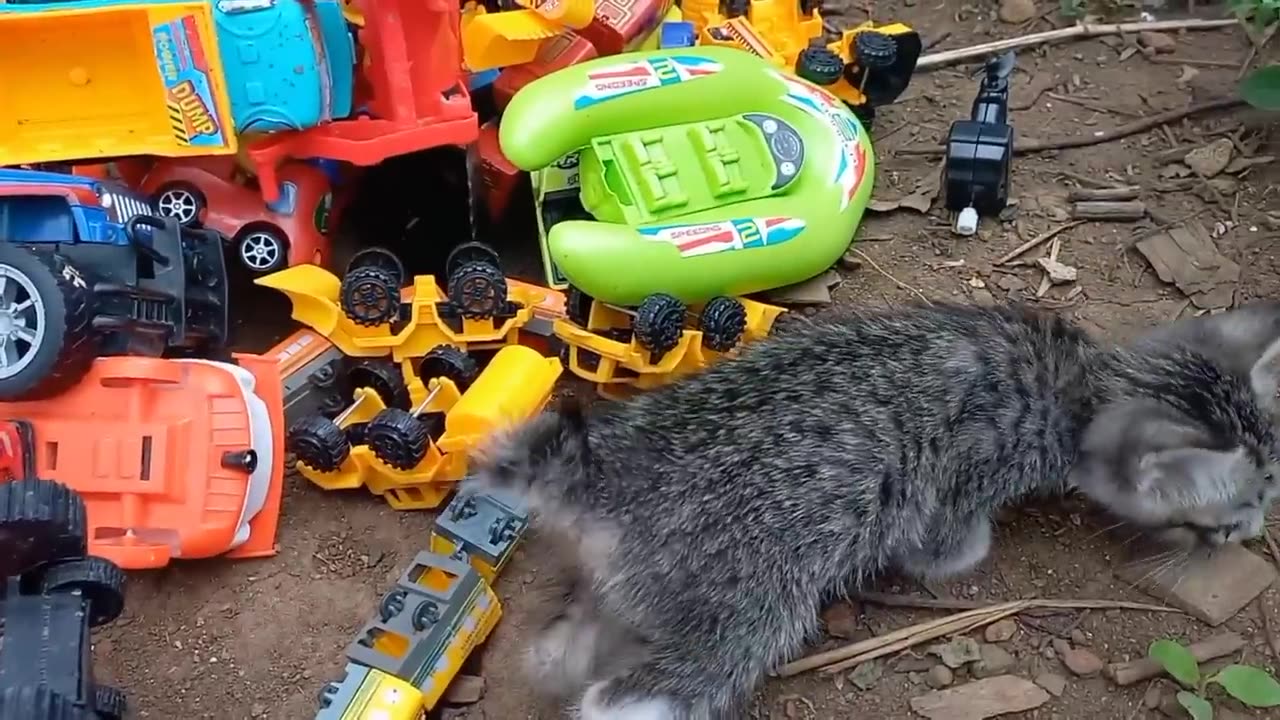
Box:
1209;664;1280;708
1240;65;1280;111
1149;639;1201;687
1177;691;1214;720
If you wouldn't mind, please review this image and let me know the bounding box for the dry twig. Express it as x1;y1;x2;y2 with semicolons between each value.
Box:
915;19;1237;70
996;221;1086;265
849;249;932;306
896;98;1245;157
778;598;1178;677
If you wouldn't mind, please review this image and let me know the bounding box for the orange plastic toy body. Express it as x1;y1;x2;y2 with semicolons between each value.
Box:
247;0;477;204
460;0;595;72
0;355;285;570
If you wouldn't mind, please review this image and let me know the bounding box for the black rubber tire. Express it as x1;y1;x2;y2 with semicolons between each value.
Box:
152;182;206;228
343;357;411;410
412;599;441;631
699;297;748;352
0;246;98;402
379;588;407;621
233;226;290;275
419;345;479;392
851;102;876;129
367;408;431;470
446;260;508;320
445;241;501;280
0;477;87;579
854;30;898;69
287;416;350;473
799;0;822;14
565;287;594;328
722;0;749;17
795;47;844;86
340;264;401;326
345;247;406;288
92;685;127;720
0;685;92;720
39;556;127;628
633;294;686;357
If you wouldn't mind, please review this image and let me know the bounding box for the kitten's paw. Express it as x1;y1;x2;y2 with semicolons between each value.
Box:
578;681;678;720
524;616;602;697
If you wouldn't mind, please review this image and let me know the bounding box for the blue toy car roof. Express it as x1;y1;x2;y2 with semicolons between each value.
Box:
0;168;98;188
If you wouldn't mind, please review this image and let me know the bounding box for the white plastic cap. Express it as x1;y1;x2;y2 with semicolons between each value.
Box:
954;207;979;236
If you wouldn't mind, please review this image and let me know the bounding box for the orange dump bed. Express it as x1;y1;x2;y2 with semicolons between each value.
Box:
0;354;285;570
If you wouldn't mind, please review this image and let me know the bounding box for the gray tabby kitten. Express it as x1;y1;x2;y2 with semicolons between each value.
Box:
468;302;1280;720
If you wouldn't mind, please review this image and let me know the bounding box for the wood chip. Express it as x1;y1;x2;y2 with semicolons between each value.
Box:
1134;223;1240;310
1071;200;1147;221
1105;632;1245;685
1037;257;1078;284
763;269;842;305
1116;544;1277;626
909;675;1051;720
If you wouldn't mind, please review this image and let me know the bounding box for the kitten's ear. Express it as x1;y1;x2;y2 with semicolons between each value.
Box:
1135;446;1246;504
1249;336;1280;410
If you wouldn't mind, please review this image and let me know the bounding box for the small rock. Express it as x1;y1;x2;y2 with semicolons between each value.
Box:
984;619;1017;643
1158;692;1187;718
250;704;267;718
997;0;1038;23
971;287;997;306
1034;672;1067;697
895;655;936;673
973;644;1016;678
909;671;925;685
1183;138;1235;179
926;664;954;689
1137;31;1177;54
849;660;883;691
1144;683;1164;709
822;602;861;639
1061;646;1104;677
928;637;983;669
910;676;1051;720
837;250;862;272
1070;629;1088;646
443;675;486;705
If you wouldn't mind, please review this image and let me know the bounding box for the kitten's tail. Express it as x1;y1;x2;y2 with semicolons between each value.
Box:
466;396;592;521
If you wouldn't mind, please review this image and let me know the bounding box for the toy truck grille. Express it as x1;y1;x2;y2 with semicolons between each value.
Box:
99;189;155;224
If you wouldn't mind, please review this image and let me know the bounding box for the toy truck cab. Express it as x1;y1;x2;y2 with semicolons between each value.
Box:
0;168;229;400
0;0;355;166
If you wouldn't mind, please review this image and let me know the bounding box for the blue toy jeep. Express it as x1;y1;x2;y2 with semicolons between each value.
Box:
0;169;229;400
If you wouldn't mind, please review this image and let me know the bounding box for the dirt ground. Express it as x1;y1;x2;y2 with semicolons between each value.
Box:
94;3;1280;719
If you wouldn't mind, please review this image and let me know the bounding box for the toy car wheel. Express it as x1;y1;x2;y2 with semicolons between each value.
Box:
345;247;406;288
0;685;91;720
447;261;508;321
445;241;501;280
287;416;351;473
419;345;480;391
699;297;748;352
153;182;206;227
235;227;289;274
93;685;127;720
565;286;594;328
343;357;411;410
633;294;687;358
0;477;87;579
0;246;98;402
412;599;442;631
340;265;401;326
796;47;845;86
39;556;127;628
366;408;431;471
854;30;898;69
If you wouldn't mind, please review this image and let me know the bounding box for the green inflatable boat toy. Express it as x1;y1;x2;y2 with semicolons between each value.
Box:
500;45;875;311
